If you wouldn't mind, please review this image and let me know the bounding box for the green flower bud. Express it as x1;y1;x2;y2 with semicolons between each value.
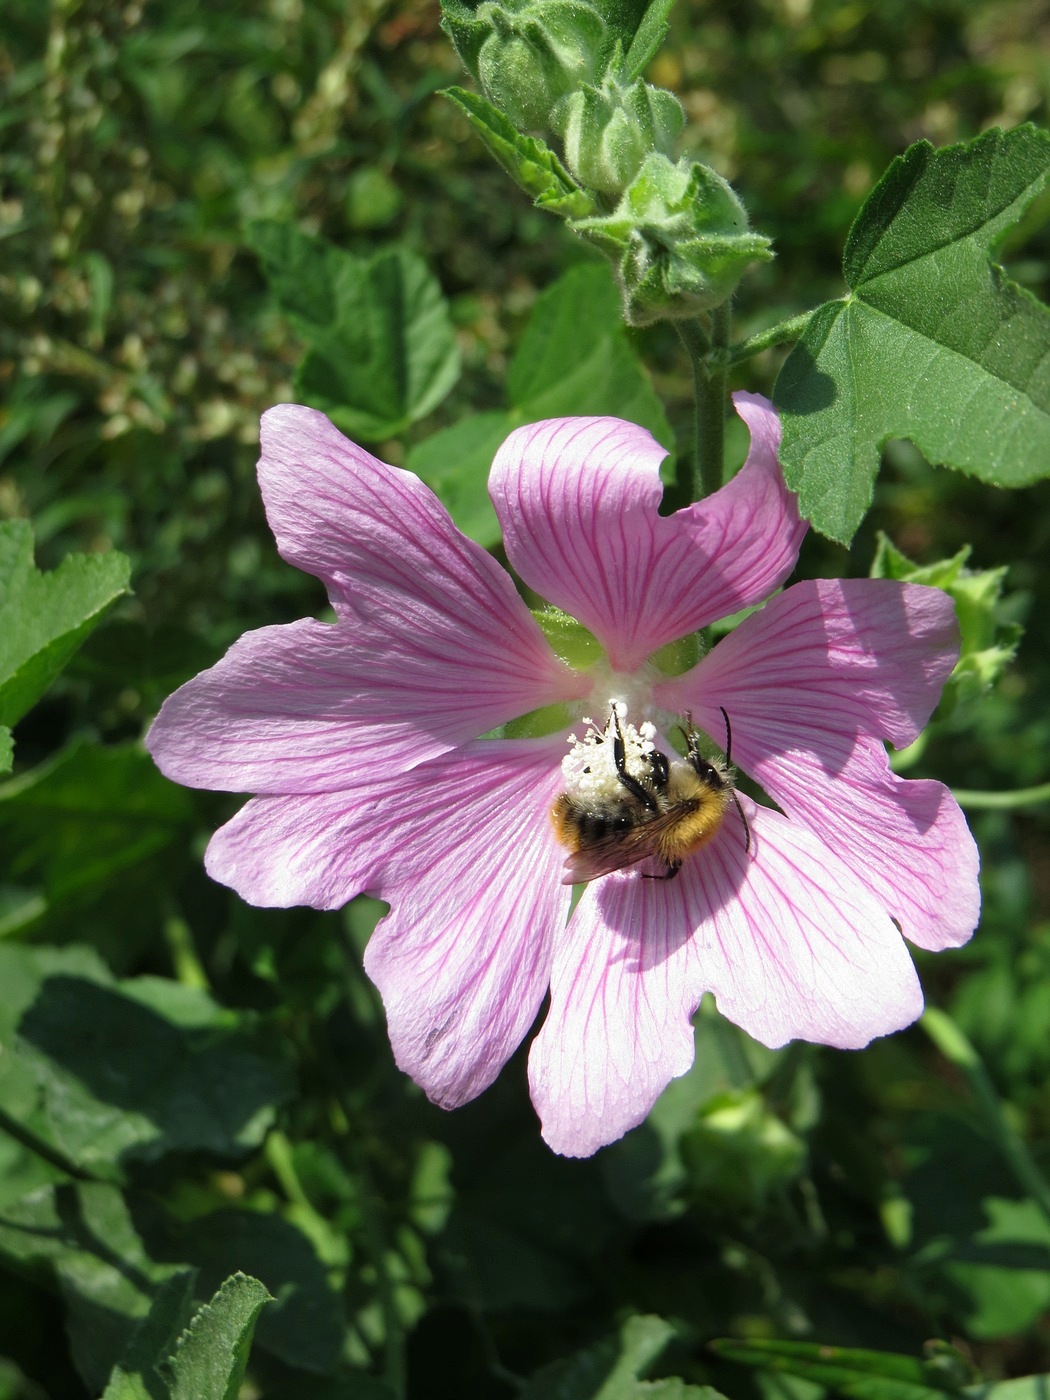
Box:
571;152;773;324
442;0;609;132
553;73;684;194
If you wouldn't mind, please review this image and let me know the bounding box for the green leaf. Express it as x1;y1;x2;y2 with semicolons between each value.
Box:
710;1339;971;1400
164;1273;272;1400
154;1209;344;1374
524;1314;726;1399
775;124;1050;544
442;86;595;217
0;742;195;931
0;1180;181;1393
405;412;513;548
0;520;130;763
0;942;295;1175
102;1269;199;1400
964;1378;1050;1400
622;0;677;79
924;1197;1050;1340
407;262;674;545
247;220;460;439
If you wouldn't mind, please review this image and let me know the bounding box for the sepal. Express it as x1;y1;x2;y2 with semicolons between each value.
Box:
571;153;773;324
443;86;597;217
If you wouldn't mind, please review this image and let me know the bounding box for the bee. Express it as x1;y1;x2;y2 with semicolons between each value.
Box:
550;704;750;884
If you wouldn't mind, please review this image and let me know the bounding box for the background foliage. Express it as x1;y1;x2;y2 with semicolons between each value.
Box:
1;0;1049;1396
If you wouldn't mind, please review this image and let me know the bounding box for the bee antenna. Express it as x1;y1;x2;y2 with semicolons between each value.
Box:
719;706;734;765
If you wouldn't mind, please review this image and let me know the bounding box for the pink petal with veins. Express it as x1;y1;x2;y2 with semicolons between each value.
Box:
531;799;922;1157
207;737;570;1108
490;394;805;671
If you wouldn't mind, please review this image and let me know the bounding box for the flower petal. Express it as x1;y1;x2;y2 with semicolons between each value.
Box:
657;579;979;949
362;738;570;1109
691;801;924;1048
528;873;700;1158
660;577;961;748
148;407;589;795
147;603;581;795
530;799;922;1158
489;394;804;672
207;737;571;1109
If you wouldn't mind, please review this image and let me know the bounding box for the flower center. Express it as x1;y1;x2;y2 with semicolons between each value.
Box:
561;700;657;803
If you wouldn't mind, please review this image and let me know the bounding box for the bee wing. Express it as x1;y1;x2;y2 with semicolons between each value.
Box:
559;820;668;884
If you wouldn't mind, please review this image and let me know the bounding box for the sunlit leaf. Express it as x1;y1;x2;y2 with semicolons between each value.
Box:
776;125;1050;543
0;521;130;772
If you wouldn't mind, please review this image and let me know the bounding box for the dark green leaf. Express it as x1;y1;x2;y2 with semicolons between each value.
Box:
102;1269;199;1400
0;521;130;764
0;1180;179;1393
523;1314;723;1399
0;742;195;928
775;125;1050;543
0;943;295;1175
154;1209;344;1374
247;221;460;439
164;1272;272;1400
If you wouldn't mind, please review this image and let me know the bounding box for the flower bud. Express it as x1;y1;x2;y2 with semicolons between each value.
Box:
553;73;684;194
571;152;773;324
442;0;609;132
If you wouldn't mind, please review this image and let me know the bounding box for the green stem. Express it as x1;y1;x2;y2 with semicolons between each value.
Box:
952;781;1050;810
673;319;709;505
331;1096;408;1399
727;310;813;365
163;913;210;990
921;1007;1050;1227
696;302;731;497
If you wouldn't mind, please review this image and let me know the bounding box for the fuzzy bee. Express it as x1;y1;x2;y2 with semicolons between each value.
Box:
550;704;750;884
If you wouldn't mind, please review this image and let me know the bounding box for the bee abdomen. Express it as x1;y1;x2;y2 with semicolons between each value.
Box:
551;793;634;849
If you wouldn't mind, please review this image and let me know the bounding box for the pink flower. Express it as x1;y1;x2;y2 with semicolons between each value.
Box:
146;393;980;1158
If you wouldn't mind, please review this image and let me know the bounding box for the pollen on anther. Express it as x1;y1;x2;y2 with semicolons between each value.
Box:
561;703;656;804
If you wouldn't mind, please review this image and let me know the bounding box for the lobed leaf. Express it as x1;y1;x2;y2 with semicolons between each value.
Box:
775;125;1050;543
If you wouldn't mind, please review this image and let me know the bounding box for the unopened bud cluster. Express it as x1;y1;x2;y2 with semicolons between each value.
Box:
441;0;771;323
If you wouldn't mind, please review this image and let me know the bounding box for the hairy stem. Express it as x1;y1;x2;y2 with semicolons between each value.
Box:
696;302;731;497
727;310;813;365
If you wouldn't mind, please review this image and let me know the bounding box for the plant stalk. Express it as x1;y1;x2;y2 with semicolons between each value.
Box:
696;301;731;497
728;310;812;365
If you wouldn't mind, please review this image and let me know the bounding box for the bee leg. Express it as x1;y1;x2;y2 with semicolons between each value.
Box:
731;790;752;854
610;707;659;811
642;861;681;882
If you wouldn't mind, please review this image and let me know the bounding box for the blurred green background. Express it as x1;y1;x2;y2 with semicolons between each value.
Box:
2;1;1050;1396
